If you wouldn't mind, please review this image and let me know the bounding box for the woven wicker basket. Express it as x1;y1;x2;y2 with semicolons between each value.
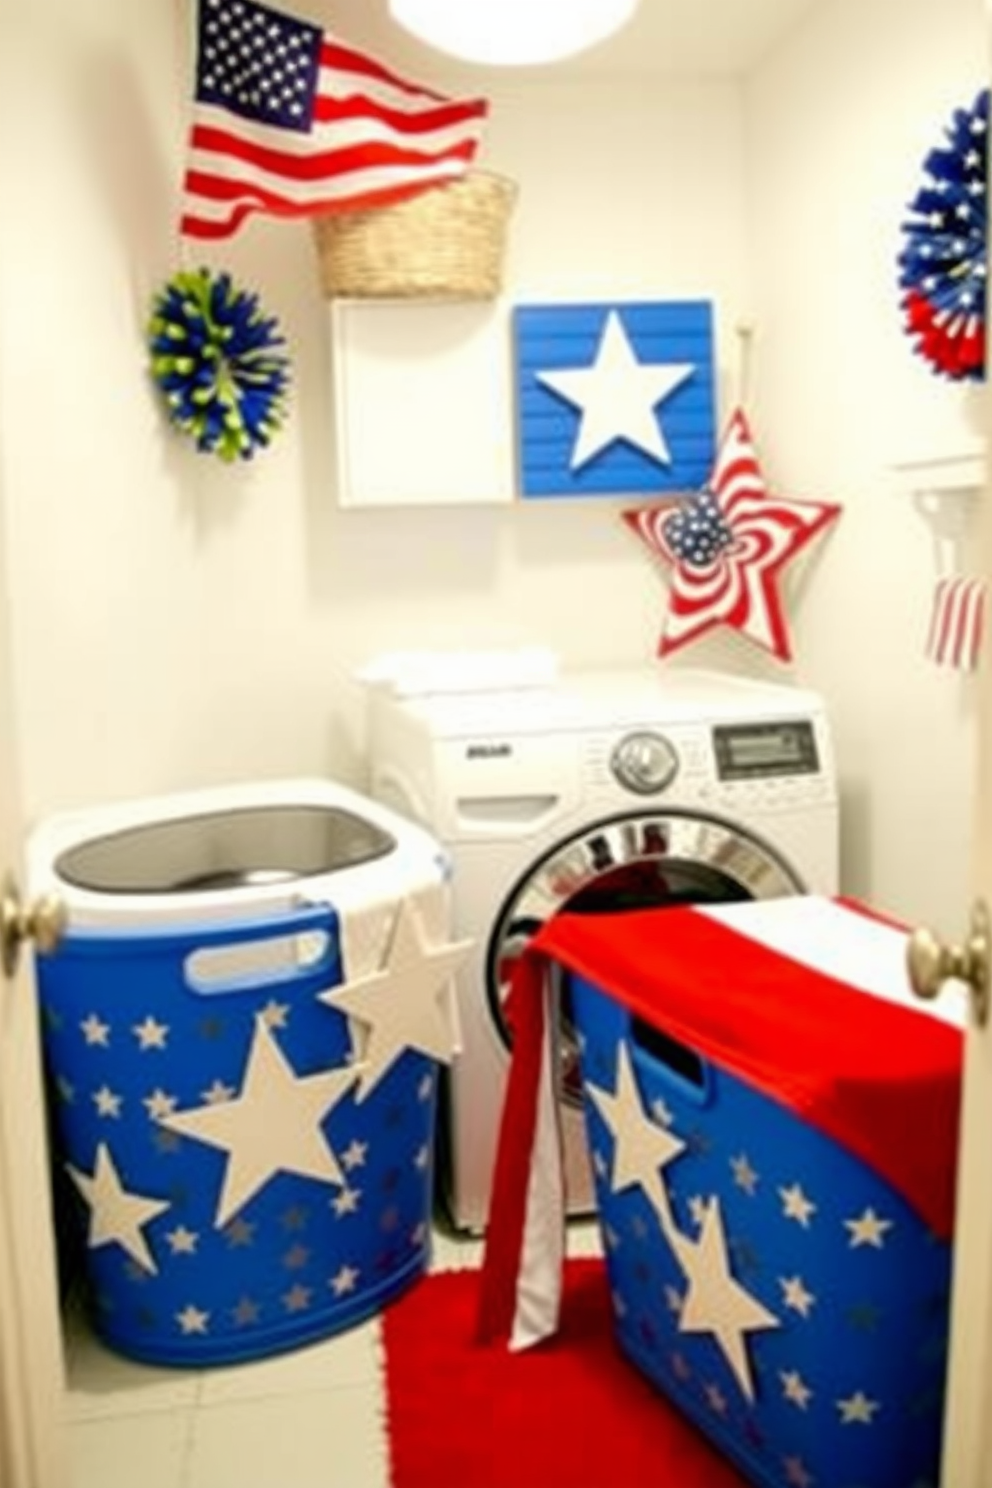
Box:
312;171;518;301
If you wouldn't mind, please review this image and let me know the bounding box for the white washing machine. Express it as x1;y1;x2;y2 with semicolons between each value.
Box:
368;667;840;1234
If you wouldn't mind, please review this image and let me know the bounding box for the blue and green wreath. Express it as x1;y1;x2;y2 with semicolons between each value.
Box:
148;269;291;461
898;88;988;382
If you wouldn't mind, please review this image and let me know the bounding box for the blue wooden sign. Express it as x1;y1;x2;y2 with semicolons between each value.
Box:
515;301;715;499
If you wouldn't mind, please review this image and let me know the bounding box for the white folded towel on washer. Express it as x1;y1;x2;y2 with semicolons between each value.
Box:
358;647;560;697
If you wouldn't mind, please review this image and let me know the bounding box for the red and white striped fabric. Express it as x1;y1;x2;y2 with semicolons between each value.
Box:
181;0;489;241
925;575;986;671
475;952;567;1351
477;897;963;1351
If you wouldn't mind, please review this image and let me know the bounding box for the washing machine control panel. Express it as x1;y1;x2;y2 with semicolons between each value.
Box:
588;715;834;811
609;730;679;795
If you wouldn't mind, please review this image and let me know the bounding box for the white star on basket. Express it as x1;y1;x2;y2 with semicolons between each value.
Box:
331;1264;360;1297
66;1143;171;1275
176;1304;209;1335
165;1225;199;1256
844;1206;893;1248
81;1013;110;1046
143;1089;177;1120
730;1154;759;1195
93;1085;122;1119
780;1182;816;1227
677;1195;780;1401
780;1275;816;1318
133;1016;169;1050
320;898;471;1099
837;1390;880;1425
781;1369;813;1410
158;1016;360;1228
585;1040;686;1209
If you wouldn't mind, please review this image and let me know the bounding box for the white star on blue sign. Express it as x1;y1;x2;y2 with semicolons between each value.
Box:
537;312;694;470
515;301;715;499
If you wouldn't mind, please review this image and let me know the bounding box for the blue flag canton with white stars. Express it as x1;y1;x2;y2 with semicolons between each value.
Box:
572;979;952;1488
663;491;734;567
195;0;322;134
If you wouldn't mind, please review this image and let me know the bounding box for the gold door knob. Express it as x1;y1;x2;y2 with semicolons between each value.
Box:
0;872;66;978
906;899;990;1027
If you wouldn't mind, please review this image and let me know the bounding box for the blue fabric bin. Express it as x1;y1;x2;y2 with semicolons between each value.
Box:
37;903;437;1367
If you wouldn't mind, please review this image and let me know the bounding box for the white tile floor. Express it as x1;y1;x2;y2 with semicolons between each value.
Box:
64;1221;603;1488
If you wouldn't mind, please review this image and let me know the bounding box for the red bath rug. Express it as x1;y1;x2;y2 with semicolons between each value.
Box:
382;1257;747;1488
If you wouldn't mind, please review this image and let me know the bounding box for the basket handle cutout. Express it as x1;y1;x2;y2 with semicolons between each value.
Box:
184;927;332;998
629;1014;710;1103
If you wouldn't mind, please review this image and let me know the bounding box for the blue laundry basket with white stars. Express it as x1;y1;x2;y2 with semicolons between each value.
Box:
30;780;462;1367
564;898;963;1488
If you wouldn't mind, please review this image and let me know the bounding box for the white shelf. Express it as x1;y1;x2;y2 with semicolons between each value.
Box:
329;300;515;509
891;448;985;498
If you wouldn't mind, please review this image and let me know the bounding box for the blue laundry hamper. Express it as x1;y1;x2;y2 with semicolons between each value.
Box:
571;971;954;1488
37;903;439;1367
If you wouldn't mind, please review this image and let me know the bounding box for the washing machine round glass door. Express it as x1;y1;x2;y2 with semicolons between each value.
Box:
485;807;802;1109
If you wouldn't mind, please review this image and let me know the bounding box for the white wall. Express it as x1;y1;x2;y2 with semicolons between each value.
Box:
0;0;984;934
0;0;752;819
746;0;985;929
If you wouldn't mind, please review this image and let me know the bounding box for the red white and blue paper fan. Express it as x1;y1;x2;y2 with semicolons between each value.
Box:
624;409;841;663
898;89;988;382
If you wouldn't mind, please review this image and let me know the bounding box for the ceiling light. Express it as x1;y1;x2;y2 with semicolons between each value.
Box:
389;0;639;66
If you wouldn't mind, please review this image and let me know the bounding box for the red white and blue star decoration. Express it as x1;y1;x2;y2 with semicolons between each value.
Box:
898;88;988;382
623;408;841;663
515;301;716;498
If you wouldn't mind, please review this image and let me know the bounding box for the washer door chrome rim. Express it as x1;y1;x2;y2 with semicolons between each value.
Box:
485;808;803;1107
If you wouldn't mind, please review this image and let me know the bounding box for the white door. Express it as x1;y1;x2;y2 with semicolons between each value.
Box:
0;480;68;1482
920;11;992;1475
929;501;992;1481
938;943;992;1488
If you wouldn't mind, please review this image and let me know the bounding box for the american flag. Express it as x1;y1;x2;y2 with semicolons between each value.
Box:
925;575;986;671
623;408;840;662
181;0;489;240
